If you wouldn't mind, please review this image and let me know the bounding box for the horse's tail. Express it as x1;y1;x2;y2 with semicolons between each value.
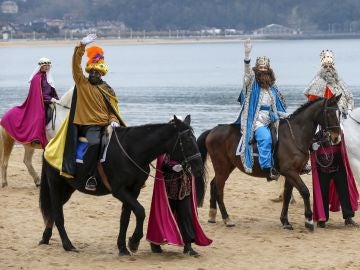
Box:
39;158;52;224
195;129;212;207
0;126;4;163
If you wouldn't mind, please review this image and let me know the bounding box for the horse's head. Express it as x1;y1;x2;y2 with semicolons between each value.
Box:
319;94;342;144
168;115;203;177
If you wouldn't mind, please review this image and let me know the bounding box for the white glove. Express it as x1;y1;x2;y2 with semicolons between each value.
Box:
50;97;60;104
244;38;252;60
171;164;183;172
110;121;120;128
80;33;97;45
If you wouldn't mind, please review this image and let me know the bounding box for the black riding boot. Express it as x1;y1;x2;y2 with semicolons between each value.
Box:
183;243;199;257
150;243;163;253
82;144;100;191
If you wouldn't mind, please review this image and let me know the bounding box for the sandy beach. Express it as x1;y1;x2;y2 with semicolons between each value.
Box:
1;146;360;270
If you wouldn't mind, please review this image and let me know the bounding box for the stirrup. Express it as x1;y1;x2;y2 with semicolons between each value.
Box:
267;168;280;181
85;176;97;191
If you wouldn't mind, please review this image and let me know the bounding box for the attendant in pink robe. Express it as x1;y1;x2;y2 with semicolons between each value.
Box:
0;57;59;148
146;154;212;257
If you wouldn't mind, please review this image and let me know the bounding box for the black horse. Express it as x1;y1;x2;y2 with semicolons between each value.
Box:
38;115;204;255
196;95;342;230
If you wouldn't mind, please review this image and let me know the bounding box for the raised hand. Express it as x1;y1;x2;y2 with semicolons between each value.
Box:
80;33;97;45
244;38;252;59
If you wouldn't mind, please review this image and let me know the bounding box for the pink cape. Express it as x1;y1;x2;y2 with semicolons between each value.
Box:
146;155;212;247
312;134;359;221
0;72;47;148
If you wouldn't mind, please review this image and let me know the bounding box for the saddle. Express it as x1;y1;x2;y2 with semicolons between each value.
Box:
248;123;278;159
69;127;114;194
75;126;112;164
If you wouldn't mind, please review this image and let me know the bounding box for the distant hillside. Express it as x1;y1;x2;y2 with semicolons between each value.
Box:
3;0;360;32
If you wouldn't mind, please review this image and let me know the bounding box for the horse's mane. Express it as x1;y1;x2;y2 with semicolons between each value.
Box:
116;122;193;134
58;87;74;108
288;98;323;119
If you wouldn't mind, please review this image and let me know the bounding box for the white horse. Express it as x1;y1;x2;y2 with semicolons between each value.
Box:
343;107;360;183
0;87;73;188
273;107;360;202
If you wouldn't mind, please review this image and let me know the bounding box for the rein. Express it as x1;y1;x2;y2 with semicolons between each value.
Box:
112;127;201;180
284;119;308;155
349;113;360;125
50;102;71;131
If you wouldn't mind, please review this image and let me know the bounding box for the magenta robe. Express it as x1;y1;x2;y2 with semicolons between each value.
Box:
1;72;47;148
312;134;359;221
146;155;212;247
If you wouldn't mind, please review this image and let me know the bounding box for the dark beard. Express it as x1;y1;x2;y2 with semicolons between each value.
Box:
88;77;103;85
253;67;276;88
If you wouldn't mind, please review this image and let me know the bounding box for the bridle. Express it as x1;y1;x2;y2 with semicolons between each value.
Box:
285;98;340;156
322;98;341;131
314;99;341;168
112;125;201;179
169;128;202;169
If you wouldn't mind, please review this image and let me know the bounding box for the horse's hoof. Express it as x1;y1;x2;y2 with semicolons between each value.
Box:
305;221;314;231
1;182;8;188
63;243;77;252
38;239;49;245
282;223;293;230
270;196;283;203
119;247;131;256
128;237;140;253
223;217;235;227
208;208;217;223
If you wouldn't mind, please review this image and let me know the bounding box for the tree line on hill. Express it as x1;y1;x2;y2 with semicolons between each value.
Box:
4;0;360;33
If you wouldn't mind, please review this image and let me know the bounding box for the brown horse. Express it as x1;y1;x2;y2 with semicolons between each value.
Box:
196;95;342;230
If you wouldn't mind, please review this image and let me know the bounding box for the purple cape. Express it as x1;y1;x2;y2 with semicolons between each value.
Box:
1;72;47;148
146;155;212;247
311;134;359;221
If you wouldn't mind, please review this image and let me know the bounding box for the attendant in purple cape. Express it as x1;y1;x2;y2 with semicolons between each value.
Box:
147;117;212;257
0;57;59;148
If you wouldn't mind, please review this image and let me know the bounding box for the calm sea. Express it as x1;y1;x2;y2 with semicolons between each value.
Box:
2;39;360;136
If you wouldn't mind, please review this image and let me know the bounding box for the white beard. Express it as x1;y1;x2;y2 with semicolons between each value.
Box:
319;67;338;85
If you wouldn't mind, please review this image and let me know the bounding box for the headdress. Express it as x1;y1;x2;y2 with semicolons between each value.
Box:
28;57;55;87
38;57;52;67
85;46;109;76
320;49;335;66
255;56;270;67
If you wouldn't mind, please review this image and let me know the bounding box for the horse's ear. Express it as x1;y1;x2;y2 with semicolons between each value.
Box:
328;94;341;106
335;93;342;103
184;115;191;126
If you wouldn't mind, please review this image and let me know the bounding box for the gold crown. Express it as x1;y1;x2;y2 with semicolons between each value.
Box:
256;56;270;67
320;49;334;66
85;62;109;76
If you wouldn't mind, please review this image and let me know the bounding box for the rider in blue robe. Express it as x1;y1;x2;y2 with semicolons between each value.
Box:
234;39;287;180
